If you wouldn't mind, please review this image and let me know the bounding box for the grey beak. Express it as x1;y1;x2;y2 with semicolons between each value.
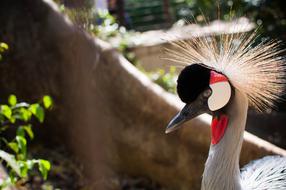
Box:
165;103;204;134
165;111;187;133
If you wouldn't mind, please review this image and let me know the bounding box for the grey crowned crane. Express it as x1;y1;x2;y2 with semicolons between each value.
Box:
165;27;286;190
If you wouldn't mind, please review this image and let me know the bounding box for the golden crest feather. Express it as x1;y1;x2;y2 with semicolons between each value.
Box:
165;23;286;111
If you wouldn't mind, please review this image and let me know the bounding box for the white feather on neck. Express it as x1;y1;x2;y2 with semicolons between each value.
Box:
201;91;248;190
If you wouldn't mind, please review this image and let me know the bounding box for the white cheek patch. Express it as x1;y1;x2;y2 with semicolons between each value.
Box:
208;72;231;111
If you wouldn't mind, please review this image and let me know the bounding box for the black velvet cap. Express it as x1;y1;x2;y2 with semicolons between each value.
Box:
177;64;211;104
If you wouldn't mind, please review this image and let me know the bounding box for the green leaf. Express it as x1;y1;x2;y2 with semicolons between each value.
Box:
16;108;32;122
43;96;53;109
18;161;28;177
0;150;21;176
17;127;25;137
9;171;17;184
0;43;8;53
8;142;19;153
16;154;26;161
8;95;17;106
38;160;51;180
29;104;45;123
0;43;8;51
23;125;34;139
16;136;27;158
1;105;12;119
9;116;16;124
17;125;34;140
16;136;27;149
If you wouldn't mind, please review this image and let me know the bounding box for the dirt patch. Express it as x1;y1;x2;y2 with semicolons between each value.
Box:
15;145;87;190
119;175;165;190
12;144;165;190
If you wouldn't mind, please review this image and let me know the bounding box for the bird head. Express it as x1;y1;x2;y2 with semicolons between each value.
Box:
164;28;286;133
165;64;232;133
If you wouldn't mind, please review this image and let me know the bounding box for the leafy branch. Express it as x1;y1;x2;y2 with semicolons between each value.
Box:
0;43;52;189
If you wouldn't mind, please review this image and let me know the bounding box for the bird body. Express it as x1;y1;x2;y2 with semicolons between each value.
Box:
165;22;286;189
241;156;286;190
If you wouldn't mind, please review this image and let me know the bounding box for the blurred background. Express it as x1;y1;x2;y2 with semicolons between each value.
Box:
58;0;286;39
0;0;286;190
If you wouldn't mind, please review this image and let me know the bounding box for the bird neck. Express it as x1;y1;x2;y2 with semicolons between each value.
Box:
201;91;248;190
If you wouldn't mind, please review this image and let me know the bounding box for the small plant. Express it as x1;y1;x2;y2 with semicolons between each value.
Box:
147;66;177;94
0;95;52;189
0;43;52;189
59;5;140;65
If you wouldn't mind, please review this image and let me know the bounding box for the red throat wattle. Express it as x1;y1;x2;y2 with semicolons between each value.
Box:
211;114;229;145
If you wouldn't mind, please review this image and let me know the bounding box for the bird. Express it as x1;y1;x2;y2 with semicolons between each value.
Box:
164;24;286;190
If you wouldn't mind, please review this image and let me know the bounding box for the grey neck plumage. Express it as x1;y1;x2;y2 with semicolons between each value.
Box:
201;91;248;190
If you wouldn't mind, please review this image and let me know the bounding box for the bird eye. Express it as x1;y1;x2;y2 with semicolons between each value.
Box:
203;89;212;98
